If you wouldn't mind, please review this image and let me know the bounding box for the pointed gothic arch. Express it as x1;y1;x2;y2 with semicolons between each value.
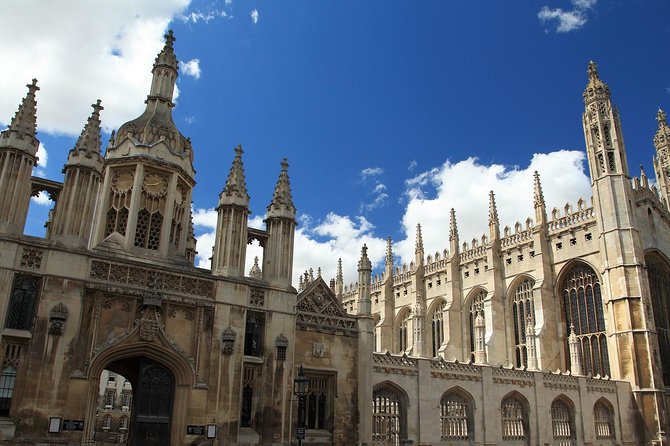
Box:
464;287;487;362
500;390;530;444
439;386;475;442
505;275;536;368
372;381;408;446
427;298;447;358
645;249;670;386
395;307;412;354
550;395;576;443
593;397;616;440
555;259;610;376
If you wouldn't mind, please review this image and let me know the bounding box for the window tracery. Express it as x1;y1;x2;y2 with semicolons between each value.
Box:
431;301;446;357
551;399;575;444
398;310;410;353
5;274;39;331
439;391;472;442
646;253;670;386
133;172;168;250
561;264;610;377
105;170;133;237
372;384;406;446
501;395;527;443
512;279;535;368
594;400;614;440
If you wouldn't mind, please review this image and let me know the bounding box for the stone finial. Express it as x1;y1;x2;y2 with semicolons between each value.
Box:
249;256;262;278
488;191;499;226
154;29;178;72
384;237;393;268
358;244;372;272
221;327;236;355
583;60;610;104
267;158;296;218
415;223;424;255
1;79;40;152
533;171;545;208
336;258;343;283
449;208;459;242
71;100;103;155
658;108;667;127
655;108;670;151
220;145;250;205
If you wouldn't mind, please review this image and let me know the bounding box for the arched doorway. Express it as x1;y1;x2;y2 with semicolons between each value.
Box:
101;356;175;446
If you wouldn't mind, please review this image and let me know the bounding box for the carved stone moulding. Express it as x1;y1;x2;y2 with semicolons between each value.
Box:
48;303;68;336
221;327;236;355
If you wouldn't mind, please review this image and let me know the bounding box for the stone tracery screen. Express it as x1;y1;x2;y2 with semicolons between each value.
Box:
561;264;610;377
512;279;535;368
551;399;575;445
431;301;446;358
372;384;405;446
468;290;486;361
440;391;472;442
501;395;527;443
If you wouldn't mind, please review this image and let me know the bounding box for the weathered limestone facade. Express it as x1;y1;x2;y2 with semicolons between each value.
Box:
0;30;668;446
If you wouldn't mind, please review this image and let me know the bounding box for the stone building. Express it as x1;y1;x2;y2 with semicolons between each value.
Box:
0;30;668;446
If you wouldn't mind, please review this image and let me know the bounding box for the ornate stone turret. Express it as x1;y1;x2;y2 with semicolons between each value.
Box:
212;145;249;277
357;245;372;316
263;158;296;287
653;109;670;208
384;237;394;279
51;100;104;246
91;31;195;262
449;208;459;257
582;62;665;440
335;258;344;299
415;223;424;267
0;80;40;235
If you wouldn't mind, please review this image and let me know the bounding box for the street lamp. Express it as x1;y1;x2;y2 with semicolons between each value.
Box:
293;365;308;446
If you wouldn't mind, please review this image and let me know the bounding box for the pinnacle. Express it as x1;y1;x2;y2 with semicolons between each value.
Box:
385;237;393;267
221;144;249;204
583;60;610;103
587;60;599;80
154;29;178;70
8;79;39;138
267;157;296;218
358;244;372;271
449;208;459;242
533;171;545;208
337;258;343;283
72;100;103;155
658;109;667;127
488;191;499;226
415;223;424;255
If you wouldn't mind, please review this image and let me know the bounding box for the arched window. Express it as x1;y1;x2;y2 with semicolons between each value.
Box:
501;394;528;443
646;252;670;386
551;399;575;444
398;311;411;353
119;415;129;430
560;264;610;376
102;414;112;430
5;274;39;330
440;390;473;442
372;384;406;446
0;366;17;417
431;301;446;357
469;290;486;361
594;400;615;440
511;279;535;368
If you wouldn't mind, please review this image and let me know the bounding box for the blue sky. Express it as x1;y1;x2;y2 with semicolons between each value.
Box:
1;0;669;284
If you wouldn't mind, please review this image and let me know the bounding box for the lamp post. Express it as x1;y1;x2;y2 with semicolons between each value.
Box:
293;365;308;446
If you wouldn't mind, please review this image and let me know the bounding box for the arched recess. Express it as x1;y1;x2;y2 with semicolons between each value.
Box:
555;259;610;376
395;307;412;354
593;397;616;440
500;390;530;445
645;250;670;386
550;395;576;443
464;287;487;361
439;386;475;442
83;326;195;444
372;381;409;445
427;298;447;358
505;275;536;368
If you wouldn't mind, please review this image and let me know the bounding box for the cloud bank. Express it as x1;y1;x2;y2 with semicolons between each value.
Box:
538;0;598;33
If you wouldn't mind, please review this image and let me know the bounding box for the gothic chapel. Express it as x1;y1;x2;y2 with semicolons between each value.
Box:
0;31;669;446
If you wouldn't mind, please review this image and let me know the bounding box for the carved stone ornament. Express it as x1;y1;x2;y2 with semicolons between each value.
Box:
312;342;325;358
20;248;43;270
48;303;68;335
138;319;160;342
221;327;236;355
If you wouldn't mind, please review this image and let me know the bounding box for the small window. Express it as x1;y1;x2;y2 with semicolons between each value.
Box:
244;311;265;356
306;374;334;431
5;275;39;330
0;366;17;417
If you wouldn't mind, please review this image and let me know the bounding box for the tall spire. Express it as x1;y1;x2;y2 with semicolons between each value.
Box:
533;171;547;224
0;79;40;154
357;244;372;316
337;258;343;283
449;208;459;255
384;237;394;278
71;100;103;156
148;30;179;104
583;60;610;104
220;145;249;206
267;158;296;219
653;108;670;208
488;191;500;241
415;224;424;266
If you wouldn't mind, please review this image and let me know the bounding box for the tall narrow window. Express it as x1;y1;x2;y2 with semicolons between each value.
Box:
439;391;473;442
432;301;446;357
240;366;255;427
512;279;535;368
372;384;406;446
305;374;333;431
594;400;614;440
469;290;486;361
106;170;134;237
646;253;670;386
244;311;265;356
561;264;610;377
5;275;39;330
551;399;575;445
0;366;16;417
134;172;168;250
501;395;528;443
398;311;410;353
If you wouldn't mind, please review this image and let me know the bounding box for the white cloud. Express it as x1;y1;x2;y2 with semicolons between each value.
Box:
361;167;383;179
180;59;201;79
31;191;52;206
538;0;596;33
250;9;259;25
185;116;196;124
393;150;591;265
177;9;228;24
0;0;193;136
408;160;418;171
35;143;48;168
